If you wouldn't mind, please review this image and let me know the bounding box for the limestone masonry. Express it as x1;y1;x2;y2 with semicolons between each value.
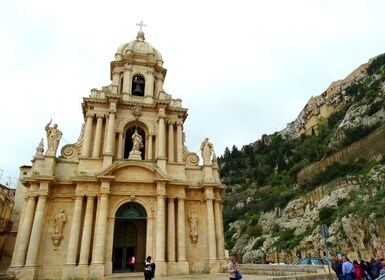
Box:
8;30;226;280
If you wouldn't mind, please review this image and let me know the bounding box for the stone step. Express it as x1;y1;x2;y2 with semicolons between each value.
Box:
104;272;143;279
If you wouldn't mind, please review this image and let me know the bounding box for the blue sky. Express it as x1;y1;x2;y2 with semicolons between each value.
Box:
1;0;385;187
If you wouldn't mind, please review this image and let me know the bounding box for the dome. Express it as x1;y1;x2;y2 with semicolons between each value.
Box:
115;31;163;67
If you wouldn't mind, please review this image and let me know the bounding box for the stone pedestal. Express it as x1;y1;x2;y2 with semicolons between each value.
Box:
129;150;142;160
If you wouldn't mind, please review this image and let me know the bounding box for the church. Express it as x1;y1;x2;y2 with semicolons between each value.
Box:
8;27;226;280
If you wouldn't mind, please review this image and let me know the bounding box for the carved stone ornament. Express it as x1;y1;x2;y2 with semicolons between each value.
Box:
52;209;66;250
186;153;199;166
131;105;142;119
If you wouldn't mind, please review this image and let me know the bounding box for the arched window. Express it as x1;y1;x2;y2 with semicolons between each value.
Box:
116;202;147;219
132;76;145;97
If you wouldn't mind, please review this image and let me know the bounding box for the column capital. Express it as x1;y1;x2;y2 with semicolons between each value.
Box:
86;112;94;118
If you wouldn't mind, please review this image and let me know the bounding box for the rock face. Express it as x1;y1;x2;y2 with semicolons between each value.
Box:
228;165;385;264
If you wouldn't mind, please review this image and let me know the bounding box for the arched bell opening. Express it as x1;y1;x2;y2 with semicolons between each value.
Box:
112;202;147;272
124;126;146;159
132;75;145;97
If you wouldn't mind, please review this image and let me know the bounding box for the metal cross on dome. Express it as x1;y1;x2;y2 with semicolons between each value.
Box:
136;21;147;31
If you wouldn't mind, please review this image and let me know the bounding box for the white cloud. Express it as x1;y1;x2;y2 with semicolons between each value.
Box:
1;0;385;187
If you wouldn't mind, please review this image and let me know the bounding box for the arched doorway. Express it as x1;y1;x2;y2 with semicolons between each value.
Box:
113;202;147;272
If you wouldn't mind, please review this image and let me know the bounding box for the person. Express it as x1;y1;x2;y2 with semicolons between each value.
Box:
200;138;214;164
128;254;136;272
188;210;198;236
45;119;63;153
380;260;385;276
371;257;382;279
228;255;240;280
54;209;66;236
332;254;342;279
131;129;144;152
353;260;363;280
341;256;355;280
144;256;153;280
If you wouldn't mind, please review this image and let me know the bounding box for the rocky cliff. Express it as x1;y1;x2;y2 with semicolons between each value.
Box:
221;52;385;264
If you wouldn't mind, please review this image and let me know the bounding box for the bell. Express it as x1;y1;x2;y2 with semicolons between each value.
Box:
133;84;143;95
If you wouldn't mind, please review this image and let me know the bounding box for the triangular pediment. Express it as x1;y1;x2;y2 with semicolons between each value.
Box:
98;161;168;182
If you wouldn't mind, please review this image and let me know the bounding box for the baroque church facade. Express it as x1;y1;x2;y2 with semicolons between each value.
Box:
8;29;226;279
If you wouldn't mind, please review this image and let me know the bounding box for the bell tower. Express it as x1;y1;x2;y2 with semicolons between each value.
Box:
10;24;226;280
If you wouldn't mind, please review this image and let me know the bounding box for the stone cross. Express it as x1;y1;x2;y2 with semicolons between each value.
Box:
136;21;147;31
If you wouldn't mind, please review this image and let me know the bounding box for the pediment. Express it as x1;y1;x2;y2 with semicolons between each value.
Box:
99;162;168;182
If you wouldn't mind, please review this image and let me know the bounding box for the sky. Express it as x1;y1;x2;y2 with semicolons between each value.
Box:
1;0;385;188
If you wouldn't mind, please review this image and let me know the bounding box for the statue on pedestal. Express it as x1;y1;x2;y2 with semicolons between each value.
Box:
200;138;214;165
45;119;62;155
129;129;144;160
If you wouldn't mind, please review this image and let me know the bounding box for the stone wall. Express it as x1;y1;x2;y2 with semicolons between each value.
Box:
297;124;385;185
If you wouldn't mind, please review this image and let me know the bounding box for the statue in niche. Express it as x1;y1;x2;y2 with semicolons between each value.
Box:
200;137;214;165
54;209;66;236
45;119;62;154
52;209;66;249
189;210;199;245
129;129;144;160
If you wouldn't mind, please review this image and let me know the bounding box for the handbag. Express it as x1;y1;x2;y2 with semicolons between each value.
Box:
235;271;242;280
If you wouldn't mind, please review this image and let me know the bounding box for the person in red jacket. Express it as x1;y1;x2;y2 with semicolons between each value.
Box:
128;254;136;272
353;260;363;279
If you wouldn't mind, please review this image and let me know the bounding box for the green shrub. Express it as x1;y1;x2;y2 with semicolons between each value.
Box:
319;207;336;226
247;224;263;237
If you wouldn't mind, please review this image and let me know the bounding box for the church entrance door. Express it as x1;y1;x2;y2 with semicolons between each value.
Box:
113;202;147;272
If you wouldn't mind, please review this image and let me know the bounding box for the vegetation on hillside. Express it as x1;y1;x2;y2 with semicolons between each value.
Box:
218;53;385;256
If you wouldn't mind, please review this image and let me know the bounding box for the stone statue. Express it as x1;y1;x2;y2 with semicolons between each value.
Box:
131;129;144;152
54;209;66;236
45;119;62;153
129;129;144;160
189;210;198;236
200;138;214;165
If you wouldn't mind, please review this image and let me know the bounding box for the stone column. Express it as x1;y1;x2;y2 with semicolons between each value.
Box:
25;195;47;266
111;70;120;94
92;192;109;264
65;195;83;265
82;113;94;157
157;111;166;158
167;122;174;162
155;192;166;262
117;132;124;159
177;197;186;261
214;198;225;260
167;197;176;262
122;66;132;94
176;122;183;163
10;195;36;268
157;109;166;171
104;109;116;156
92;114;103;158
146;213;155;258
79;196;95;265
145;67;155;98
156;77;164;94
147;135;153;160
205;194;217;260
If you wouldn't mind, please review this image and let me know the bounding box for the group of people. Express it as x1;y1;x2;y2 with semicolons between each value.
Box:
331;255;385;280
126;255;155;280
